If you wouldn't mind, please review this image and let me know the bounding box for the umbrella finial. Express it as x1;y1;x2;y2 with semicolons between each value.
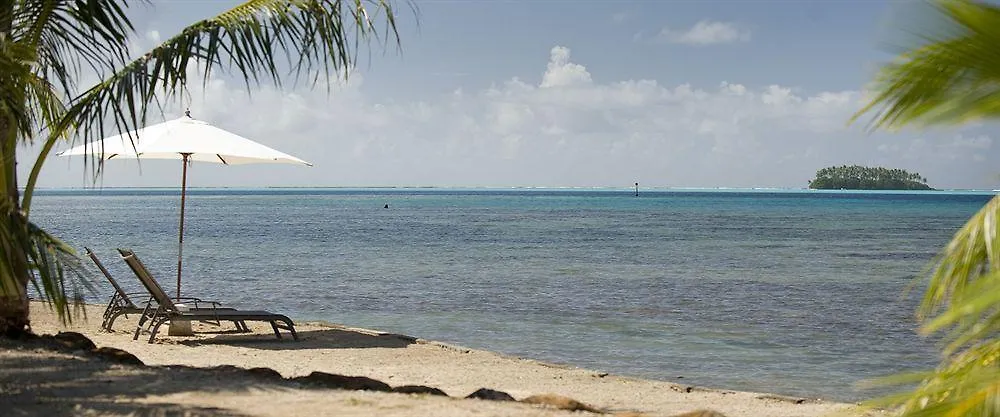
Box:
184;108;191;118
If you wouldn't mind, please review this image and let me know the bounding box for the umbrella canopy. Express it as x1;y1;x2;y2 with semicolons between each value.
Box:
58;112;311;299
58;114;311;166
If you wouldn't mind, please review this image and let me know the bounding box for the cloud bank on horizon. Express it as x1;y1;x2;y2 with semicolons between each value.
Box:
25;2;999;190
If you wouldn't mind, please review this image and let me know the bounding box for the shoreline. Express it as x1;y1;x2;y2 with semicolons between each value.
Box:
315;320;830;405
3;301;877;416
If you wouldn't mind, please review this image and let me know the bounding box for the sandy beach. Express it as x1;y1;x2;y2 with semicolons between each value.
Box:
1;301;877;417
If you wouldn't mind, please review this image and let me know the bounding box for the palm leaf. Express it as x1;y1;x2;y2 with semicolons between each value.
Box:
851;0;1000;131
0;0;404;329
25;0;403;212
850;1;1000;415
0;199;90;324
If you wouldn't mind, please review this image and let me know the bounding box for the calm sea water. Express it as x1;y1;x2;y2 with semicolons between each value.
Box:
28;188;994;401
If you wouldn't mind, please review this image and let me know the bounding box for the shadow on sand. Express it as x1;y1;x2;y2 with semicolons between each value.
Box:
175;326;417;350
1;341;276;417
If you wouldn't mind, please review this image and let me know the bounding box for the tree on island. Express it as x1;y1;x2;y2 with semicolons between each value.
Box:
0;1;404;336
852;0;1000;415
807;165;932;190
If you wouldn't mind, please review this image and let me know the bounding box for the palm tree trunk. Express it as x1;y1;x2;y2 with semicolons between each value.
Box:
0;114;30;338
0;2;29;338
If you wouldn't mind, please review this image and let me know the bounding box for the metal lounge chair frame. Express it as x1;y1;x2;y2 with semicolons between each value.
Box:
87;247;149;331
118;248;299;343
88;248;247;332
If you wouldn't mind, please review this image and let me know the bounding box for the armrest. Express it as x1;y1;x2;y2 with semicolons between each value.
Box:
191;300;223;310
172;296;206;302
176;298;224;310
152;296;224;310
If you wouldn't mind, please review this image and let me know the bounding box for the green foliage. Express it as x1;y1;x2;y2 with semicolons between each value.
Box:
864;198;1000;416
852;0;1000;130
852;0;1000;415
808;165;932;190
0;0;404;331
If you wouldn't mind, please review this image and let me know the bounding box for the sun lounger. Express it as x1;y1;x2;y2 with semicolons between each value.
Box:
88;248;247;332
87;247;149;331
117;248;299;343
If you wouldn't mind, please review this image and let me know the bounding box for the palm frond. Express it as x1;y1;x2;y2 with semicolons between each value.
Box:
851;0;1000;131
13;0;135;96
5;0;405;329
26;0;402;202
861;195;1000;415
864;339;1000;417
3;0;135;140
0;199;90;325
920;196;1000;320
5;1;135;214
852;2;1000;414
25;218;91;323
75;0;398;162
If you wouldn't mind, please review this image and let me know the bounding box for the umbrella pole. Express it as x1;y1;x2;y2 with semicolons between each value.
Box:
176;153;191;300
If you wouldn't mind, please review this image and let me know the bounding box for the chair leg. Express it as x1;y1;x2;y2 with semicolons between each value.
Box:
275;318;299;341
106;311;125;331
100;312;111;331
132;320;143;341
102;296;122;330
134;303;160;341
270;321;282;339
233;320;248;332
103;296;117;321
148;317;168;344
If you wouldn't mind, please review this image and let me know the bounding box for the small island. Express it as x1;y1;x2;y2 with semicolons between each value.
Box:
808;165;933;190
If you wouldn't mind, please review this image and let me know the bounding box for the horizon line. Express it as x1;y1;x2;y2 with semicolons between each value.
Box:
25;185;1000;193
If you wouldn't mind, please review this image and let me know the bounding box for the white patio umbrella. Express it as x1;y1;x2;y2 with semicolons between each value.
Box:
58;111;312;299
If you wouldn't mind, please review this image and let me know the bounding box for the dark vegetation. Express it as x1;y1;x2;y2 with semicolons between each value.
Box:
808;165;932;190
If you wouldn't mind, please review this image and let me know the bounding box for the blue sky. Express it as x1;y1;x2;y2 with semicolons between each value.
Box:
27;0;999;189
369;1;890;96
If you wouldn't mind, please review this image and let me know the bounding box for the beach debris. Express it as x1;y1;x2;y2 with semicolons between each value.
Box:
91;347;144;366
466;388;516;401
755;394;817;404
292;371;392;392
671;410;728;417
521;394;605;413
392;385;449;396
670;385;736;395
593;372;609;378
52;331;97;351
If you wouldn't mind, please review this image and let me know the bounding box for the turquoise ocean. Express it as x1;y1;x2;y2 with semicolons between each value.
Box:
29;188;995;401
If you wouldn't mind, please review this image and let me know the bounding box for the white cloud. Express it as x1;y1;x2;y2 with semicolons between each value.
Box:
657;20;751;45
31;46;997;190
540;46;592;88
